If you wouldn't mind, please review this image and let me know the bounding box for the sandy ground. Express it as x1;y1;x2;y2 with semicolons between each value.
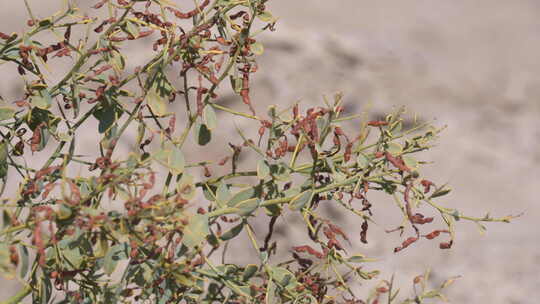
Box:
1;1;539;303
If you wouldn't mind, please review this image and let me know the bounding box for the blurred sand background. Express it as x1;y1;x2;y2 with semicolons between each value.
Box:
1;0;539;303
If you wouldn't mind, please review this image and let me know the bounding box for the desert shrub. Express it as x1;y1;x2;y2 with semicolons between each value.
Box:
0;1;516;303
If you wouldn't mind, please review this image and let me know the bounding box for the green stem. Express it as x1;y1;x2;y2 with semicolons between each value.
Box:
0;224;28;237
211;103;259;120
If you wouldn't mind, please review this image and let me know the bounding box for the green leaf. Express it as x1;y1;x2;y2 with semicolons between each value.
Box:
1;210;10;229
93;102;121;133
168;146;185;175
103;243;128;275
234;198;260;216
0;107;15;121
152;147;170;167
216;182;231;208
229;76;242;94
40;274;53;304
18;244;29;279
386;142;402;156
182;214;210;248
31;90;52;110
347;254;367;263
250;42;264;56
227;187;257;207
0;140;7;164
147;85;168;116
58;204;73;220
176;173;196;200
431;186;452;198
268;266;294;287
38;18;52;27
194;123;211;145
402;156;418;170
347;254;376;263
203;106;218;130
289;189;313;211
242;264;258;281
26;107;50;130
136;262;154;285
63;246;83;269
110;50;125;71
257;11;276;23
257;160;270;179
220;222;244;241
357;153;370;169
269;162;291;181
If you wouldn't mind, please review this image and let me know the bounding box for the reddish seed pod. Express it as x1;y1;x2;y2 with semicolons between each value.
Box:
394;236;418;253
92;0;108;9
424;230;441;239
376;287;388;293
440;241;453;249
344;143;353;162
9;246;19;266
218;156;230;166
258;126;265;136
367;120;388;127
0;32;11;40
360;220;368;244
203;166;211;177
420;179;434;193
385;152;410;172
216;37;230;46
138;30;154;38
410;213;434;225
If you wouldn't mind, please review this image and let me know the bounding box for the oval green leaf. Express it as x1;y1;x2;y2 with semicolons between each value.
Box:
194;123;211;146
289;189;313;211
242;264;258;281
176;173;196;200
203;106;218;130
147;86;167;116
386;142;402;156
257;159;270;179
182;214;210;248
216;182;231;208
402;155;418;170
234;198;260;216
357;153;370;169
220;222;244;241
31;90;52;110
227;187;257;207
168;146;185;174
257;11;276;23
